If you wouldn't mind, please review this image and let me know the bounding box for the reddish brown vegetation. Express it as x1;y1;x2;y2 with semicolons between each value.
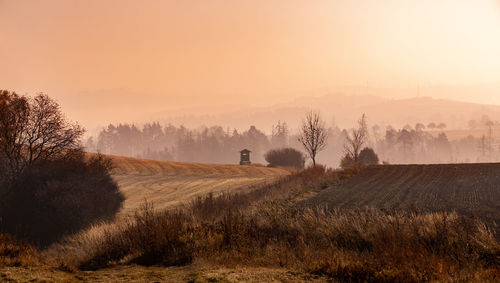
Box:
0;234;39;267
0;91;124;247
0;153;124;247
70;166;499;282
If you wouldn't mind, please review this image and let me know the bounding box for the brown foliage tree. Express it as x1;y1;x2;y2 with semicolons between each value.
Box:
0;90;123;246
0;90;84;180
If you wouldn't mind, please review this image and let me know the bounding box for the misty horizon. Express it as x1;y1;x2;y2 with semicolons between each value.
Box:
70;90;500;137
2;0;500;132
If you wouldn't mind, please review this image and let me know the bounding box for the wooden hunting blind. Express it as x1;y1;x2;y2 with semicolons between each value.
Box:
240;149;251;165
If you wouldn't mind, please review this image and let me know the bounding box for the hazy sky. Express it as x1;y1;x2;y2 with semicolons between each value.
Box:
1;0;500;127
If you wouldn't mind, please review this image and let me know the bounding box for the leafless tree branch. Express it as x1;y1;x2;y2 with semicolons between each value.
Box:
0;91;84;180
344;113;368;163
298;111;328;167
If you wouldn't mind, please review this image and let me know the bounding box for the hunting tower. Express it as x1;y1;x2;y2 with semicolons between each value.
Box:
239;149;251;165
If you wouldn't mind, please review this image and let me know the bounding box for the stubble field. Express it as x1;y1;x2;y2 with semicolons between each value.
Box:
109;155;290;214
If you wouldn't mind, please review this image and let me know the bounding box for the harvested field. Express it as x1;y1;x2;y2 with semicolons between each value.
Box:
108;155;290;215
304;163;500;234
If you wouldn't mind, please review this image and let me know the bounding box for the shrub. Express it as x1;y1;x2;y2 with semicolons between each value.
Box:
359;147;379;165
79;203;194;270
340;155;355;168
265;148;305;169
0;153;124;247
340;147;379;168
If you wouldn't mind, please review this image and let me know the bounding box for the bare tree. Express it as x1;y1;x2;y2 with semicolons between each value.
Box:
271;120;289;148
298;111;328;167
0;91;84;179
344;114;368;163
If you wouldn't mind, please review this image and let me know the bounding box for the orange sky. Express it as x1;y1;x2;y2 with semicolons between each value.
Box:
1;0;500;128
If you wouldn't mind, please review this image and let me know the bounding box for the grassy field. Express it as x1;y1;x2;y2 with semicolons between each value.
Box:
108;155;290;215
2;160;499;282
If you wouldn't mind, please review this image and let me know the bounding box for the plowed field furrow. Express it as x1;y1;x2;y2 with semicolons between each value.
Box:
336;167;403;208
375;165;425;208
414;166;446;209
390;165;426;207
304;163;500;235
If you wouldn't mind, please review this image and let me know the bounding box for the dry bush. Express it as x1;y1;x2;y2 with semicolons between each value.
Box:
72;204;194;270
0;233;40;267
0;153;124;247
74;202;500;281
192;205;499;282
265;148;305;169
42;220;126;270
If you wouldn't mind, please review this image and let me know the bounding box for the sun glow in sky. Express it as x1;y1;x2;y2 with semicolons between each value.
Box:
1;0;500;126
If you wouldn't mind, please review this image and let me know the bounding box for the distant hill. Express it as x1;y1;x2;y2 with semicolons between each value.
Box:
148;95;500;132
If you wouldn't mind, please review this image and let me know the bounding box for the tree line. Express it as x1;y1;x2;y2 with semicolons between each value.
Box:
85;114;500;167
85;123;275;164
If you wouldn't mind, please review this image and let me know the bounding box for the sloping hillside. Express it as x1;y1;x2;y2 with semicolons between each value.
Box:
305;163;500;231
109;155;290;215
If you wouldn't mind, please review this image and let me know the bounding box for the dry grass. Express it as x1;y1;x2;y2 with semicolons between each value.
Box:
0;234;40;267
5;162;500;281
46;166;333;269
0;264;330;282
69;205;500;282
46;166;500;282
108;155;290;215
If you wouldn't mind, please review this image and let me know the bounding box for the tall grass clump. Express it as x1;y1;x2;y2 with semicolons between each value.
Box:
0;233;40;267
189;165;340;220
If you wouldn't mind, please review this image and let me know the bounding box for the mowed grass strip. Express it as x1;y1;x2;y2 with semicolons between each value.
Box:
108;155;290;214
